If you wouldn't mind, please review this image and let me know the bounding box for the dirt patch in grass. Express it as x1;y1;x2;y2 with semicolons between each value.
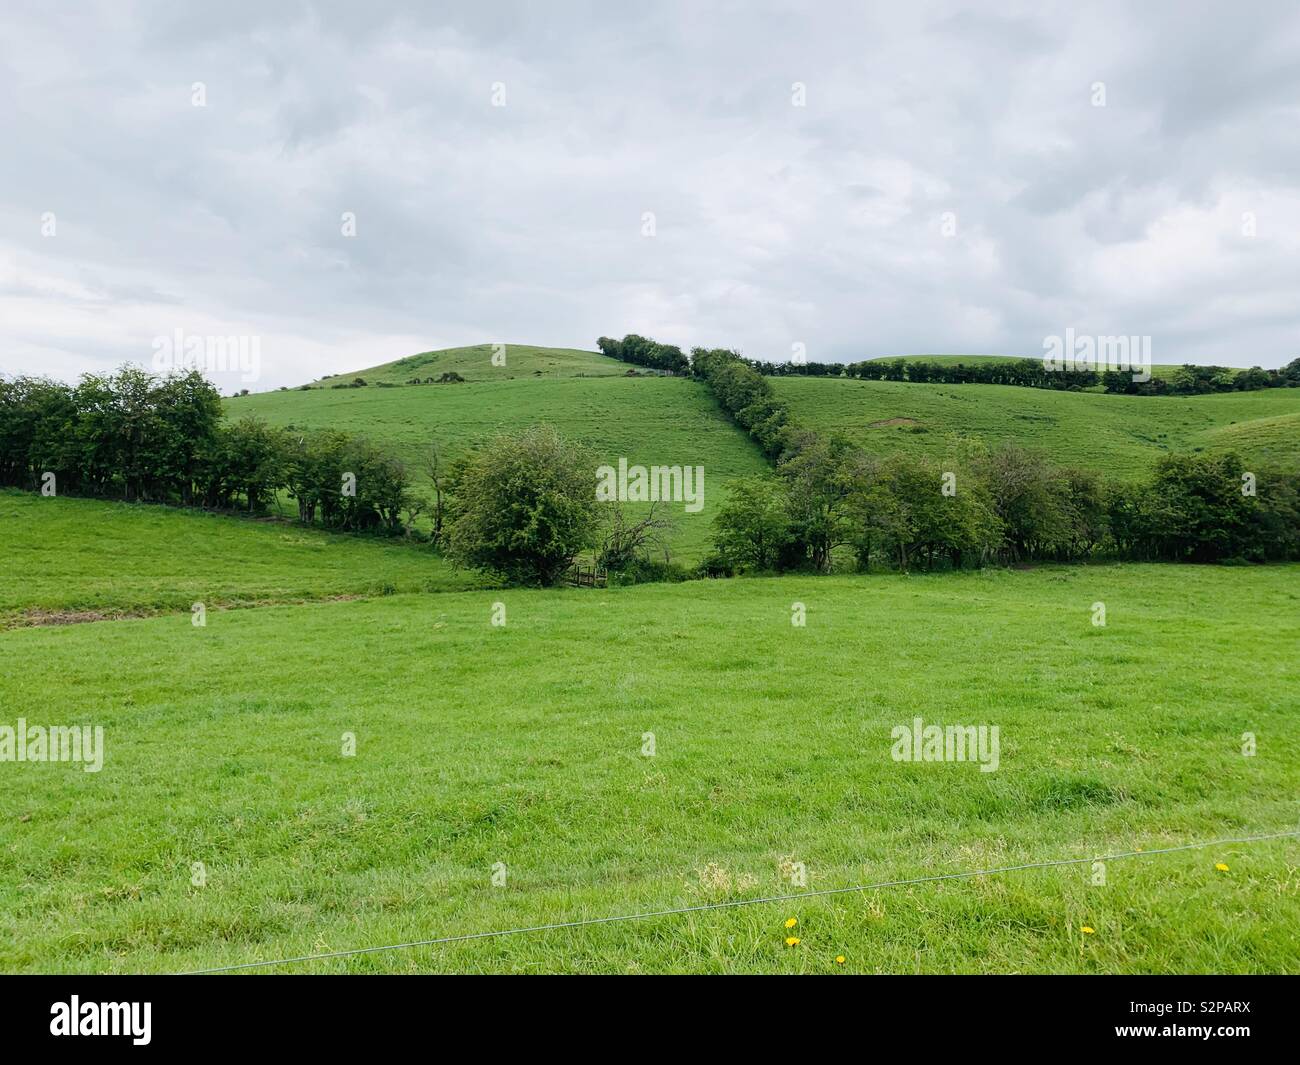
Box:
4;594;371;630
868;417;922;428
7;608;153;628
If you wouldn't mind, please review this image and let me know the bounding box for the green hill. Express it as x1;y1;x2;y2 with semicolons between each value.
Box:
235;349;770;562
772;376;1300;479
311;343;629;386
232;345;1297;555
1195;410;1300;472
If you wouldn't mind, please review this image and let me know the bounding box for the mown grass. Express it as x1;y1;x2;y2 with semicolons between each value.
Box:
774;376;1300;478
0;490;482;626
231;375;770;562
2;565;1296;973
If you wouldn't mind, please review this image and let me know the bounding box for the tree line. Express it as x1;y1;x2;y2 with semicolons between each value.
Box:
709;443;1299;574
717;353;1300;395
595;335;691;375
0;368;415;532
599;336;1299;572
5;351;1299;588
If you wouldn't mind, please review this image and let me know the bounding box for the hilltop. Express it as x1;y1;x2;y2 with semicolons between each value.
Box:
309;343;628;387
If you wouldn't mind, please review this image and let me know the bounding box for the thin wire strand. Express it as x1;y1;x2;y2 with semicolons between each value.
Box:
181;827;1299;975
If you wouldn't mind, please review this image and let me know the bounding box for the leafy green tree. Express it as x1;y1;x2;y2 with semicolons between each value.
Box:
1134;452;1259;561
1234;366;1272;391
218;416;288;513
337;437;410;533
283;429;347;525
151;371;223;503
0;376;77;489
709;476;792;571
779;431;857;571
869;453;1001;571
1249;469;1300;560
447;425;601;585
971;442;1073;561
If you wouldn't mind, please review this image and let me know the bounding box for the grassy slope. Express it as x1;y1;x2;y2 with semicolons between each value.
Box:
2;565;1297;973
1198;411;1300;473
232;374;770;562
0;490;482;626
774;376;1300;479
311;343;626;386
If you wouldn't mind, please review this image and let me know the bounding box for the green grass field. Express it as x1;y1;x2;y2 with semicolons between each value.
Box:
774;376;1300;479
0;490;481;627
231;370;769;562
2;564;1297;973
4;345;1298;975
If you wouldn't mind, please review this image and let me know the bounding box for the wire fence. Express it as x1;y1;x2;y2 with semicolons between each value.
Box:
181;827;1300;975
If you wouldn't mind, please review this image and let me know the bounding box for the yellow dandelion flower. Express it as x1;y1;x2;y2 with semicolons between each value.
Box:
1081;926;1095;934
1215;863;1229;871
835;955;846;964
785;917;798;928
785;936;800;947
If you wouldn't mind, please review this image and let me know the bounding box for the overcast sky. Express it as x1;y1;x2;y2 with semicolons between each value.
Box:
3;0;1299;391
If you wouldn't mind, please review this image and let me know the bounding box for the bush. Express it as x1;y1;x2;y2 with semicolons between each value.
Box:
710;476;792;572
1116;452;1267;562
446;425;602;585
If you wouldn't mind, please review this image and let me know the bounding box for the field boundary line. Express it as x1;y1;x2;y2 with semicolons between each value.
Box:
177;828;1299;974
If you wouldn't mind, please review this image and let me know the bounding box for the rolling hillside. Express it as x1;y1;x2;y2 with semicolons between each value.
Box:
1197;410;1300;473
310;343;628;386
228;344;1298;557
772;376;1300;479
234;348;771;562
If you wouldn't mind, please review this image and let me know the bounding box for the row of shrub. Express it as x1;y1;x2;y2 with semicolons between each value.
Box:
689;345;793;459
602;338;1300;571
6;351;1299;587
597;331;1300;395
708;445;1300;574
0;369;416;533
744;354;1300;394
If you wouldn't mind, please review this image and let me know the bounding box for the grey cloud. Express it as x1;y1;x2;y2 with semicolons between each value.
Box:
2;0;1299;389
